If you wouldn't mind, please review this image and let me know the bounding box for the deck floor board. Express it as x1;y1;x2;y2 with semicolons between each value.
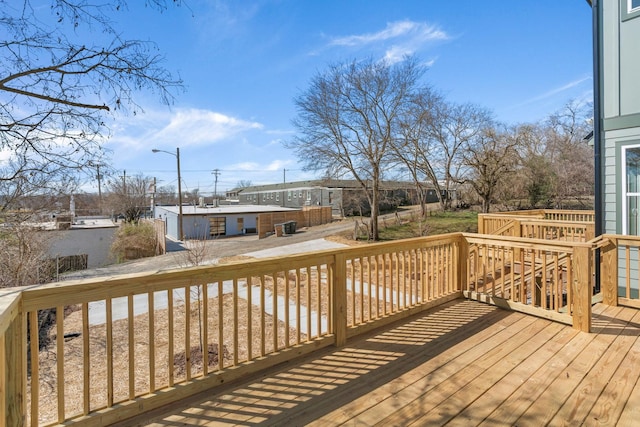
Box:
128;299;640;427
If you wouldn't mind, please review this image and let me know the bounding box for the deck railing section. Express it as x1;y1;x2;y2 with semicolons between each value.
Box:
0;219;608;426
0;234;465;426
462;234;592;330
341;236;463;337
478;211;595;242
600;235;640;309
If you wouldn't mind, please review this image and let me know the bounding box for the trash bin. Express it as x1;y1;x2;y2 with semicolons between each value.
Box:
283;221;297;234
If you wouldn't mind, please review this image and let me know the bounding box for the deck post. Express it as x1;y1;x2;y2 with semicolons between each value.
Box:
4;307;25;426
457;236;469;292
571;246;592;332
332;253;348;347
600;236;618;306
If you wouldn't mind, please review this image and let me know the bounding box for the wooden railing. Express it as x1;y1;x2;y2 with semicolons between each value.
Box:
599;235;640;309
463;234;593;331
2;222;626;426
0;234;467;426
478;210;594;236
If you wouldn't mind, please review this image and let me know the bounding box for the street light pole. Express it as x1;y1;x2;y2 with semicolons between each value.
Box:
152;147;184;241
176;147;183;240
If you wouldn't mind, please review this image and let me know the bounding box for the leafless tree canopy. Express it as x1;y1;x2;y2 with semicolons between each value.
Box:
289;57;425;240
462;126;519;213
0;0;183;207
106;173;152;222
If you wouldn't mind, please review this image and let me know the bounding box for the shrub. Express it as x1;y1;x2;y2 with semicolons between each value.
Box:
110;222;157;262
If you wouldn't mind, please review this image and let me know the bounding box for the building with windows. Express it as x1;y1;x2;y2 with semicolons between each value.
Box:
154;204;301;240
596;0;640;235
235;179;445;216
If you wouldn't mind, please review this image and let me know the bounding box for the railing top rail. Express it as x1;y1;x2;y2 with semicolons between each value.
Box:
600;234;640;246
0;289;22;335
462;232;592;251
479;209;546;217
515;219;594;226
19;232;466;311
479;210;594;218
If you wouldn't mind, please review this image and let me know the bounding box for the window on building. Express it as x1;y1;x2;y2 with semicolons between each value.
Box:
293;192;297;199
237;217;244;232
328;192;333;203
307;191;311;201
623;145;640;234
288;191;292;201
276;193;280;201
624;0;640;20
209;217;226;236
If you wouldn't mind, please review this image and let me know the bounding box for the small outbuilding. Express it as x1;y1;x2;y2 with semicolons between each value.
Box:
154;205;303;240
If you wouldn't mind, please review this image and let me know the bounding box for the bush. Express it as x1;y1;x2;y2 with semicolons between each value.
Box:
110;222;157;262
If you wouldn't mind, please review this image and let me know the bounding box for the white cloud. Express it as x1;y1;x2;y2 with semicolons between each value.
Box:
107;107;264;153
159;109;263;145
521;76;592;106
330;20;448;47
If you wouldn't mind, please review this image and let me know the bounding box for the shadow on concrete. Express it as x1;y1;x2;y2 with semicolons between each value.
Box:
166;239;186;252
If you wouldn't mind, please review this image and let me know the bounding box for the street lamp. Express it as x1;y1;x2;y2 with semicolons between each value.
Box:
152;147;183;240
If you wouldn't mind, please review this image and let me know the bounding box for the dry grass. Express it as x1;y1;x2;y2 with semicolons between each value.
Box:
30;293;302;425
30;249;443;424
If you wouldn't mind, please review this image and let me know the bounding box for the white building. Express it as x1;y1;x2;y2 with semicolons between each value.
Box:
154;204;300;240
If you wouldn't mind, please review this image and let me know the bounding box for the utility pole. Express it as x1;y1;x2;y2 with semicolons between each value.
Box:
282;168;288;207
96;164;103;215
212;168;221;206
120;170;127;195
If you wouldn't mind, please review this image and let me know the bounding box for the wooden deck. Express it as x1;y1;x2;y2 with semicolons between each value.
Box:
118;299;640;427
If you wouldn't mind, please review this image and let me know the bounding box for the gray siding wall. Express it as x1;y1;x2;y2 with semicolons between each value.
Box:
603;130;640;234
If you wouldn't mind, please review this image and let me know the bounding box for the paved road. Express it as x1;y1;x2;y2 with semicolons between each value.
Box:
62;217;358;280
62;206;427;281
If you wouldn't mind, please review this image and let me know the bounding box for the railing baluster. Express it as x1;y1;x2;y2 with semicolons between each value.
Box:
167;289;174;387
29;310;39;423
147;293;154;392
273;272;278;352
316;264;322;337
82;303;89;415
218;281;224;371
306;267;311;341
185;286;191;380
626;246;631;299
284;272;290;347
128;294;135;397
350;259;356;326
107;297;114;404
56;305;64;423
359;257;364;323
248;277;254;359
203;284;209;374
233;279;238;366
295;270;301;345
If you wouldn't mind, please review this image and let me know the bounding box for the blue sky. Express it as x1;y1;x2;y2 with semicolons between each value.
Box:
98;0;593;197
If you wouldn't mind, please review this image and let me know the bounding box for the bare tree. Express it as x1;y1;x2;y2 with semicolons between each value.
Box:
154;184;177;206
545;101;594;208
105;173;152;222
288;57;425;240
236;180;253;188
427;101;494;210
0;1;183;191
462;126;519;213
392;87;443;216
0;225;54;288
